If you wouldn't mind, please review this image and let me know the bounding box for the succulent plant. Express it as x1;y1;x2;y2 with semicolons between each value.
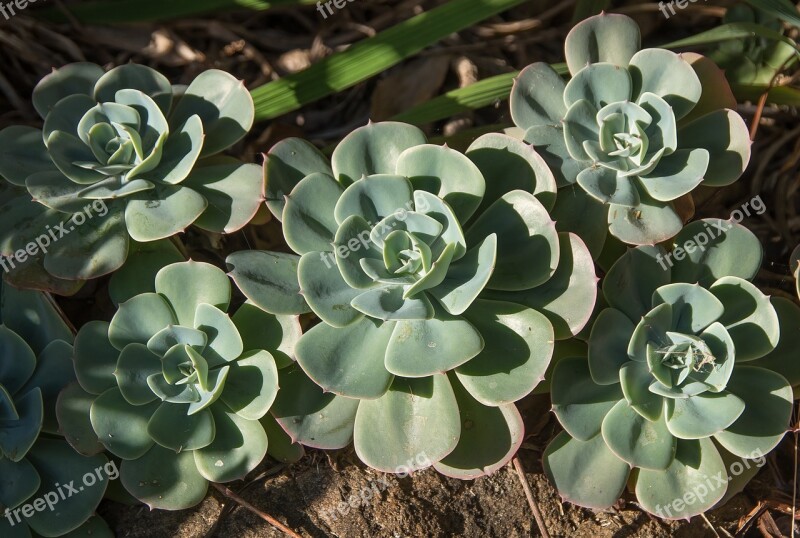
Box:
228;121;598;477
0;63;262;289
543;219;795;518
56;261;302;510
709;4;797;85
0;281;111;538
510;13;751;248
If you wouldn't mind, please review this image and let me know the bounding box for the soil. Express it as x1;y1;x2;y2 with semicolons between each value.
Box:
98;414;784;538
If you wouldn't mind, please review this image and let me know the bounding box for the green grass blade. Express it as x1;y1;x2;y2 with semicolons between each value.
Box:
250;0;528;121
391;66;568;124
37;0;314;24
661;21;798;50
743;0;800;28
396;22;798;126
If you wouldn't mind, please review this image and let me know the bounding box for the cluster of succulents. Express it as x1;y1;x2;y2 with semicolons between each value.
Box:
0;281;111;537
510;13;752;248
543;221;796;518
0;9;796;533
0;62;262;289
229;121;597;476
56;261;302;510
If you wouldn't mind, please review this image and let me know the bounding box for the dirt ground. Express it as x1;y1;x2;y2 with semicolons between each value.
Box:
99;399;793;538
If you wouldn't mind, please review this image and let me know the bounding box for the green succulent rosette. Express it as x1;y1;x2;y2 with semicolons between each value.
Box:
0;282;111;538
510;13;751;248
0;63;262;289
228;121;598;477
709;4;798;85
543;220;798;519
56;261;303;510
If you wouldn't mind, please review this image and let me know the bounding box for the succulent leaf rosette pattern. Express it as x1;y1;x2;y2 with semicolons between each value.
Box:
0;282;111;538
0;63;263;286
56;261;303;510
543;220;796;518
510;14;752;247
228;121;598;477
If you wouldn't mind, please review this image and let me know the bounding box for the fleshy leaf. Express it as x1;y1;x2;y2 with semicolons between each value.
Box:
466;190;558;291
295;317;394;399
543;431;630;509
456;299;553;405
264;137;333;220
108;293;176;350
710;276;780;361
120;444;208;510
396;144;485;222
169;70;254;156
589;308;635;385
331;122;426;183
510;63;568;129
629;49;702;120
714;365;792;457
124;184;207;242
601;400;675;470
679;109;751;187
466;133;557;212
271;364;359;450
0;126;56;186
565;13;640;74
90;388;158;459
194;404;268;483
297;251;363;328
354;374;460;472
283;173;345;254
385;304;483;378
635;438;726;519
33;63;105;119
434;375;524;479
155;261;231;326
220;350;279;420
551;356;623;441
226;250;310;316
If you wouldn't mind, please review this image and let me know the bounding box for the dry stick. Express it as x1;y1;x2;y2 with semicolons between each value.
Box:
749;55;797;141
211;482;302;538
512;456;551;538
749;91;769;141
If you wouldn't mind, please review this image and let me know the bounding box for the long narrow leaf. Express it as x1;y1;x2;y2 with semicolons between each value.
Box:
37;0;314;23
744;0;800;28
395;22;799;126
250;0;528;121
392;67;568;124
660;21;798;50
